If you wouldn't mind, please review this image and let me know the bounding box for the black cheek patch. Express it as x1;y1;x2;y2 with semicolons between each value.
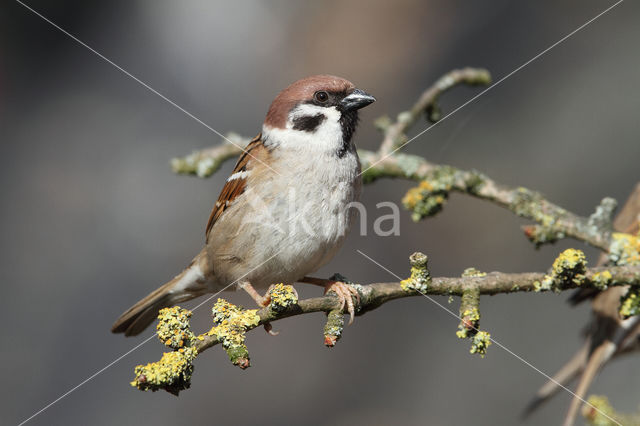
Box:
292;114;327;132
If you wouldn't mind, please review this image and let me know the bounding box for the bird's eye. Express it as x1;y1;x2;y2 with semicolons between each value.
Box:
314;91;329;103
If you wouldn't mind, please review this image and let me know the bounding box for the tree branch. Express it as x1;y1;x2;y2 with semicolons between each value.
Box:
132;68;640;406
359;151;617;251
376;67;491;155
194;263;640;354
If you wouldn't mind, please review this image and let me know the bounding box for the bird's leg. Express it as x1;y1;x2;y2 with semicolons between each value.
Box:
238;281;279;335
238;281;271;307
299;276;360;324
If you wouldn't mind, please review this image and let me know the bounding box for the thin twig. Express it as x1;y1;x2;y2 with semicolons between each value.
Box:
377;67;491;156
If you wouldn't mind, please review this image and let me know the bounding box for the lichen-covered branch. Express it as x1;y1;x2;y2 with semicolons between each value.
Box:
363;151;617;251
157;69;640;419
132;246;640;395
171;132;249;177
194;260;640;355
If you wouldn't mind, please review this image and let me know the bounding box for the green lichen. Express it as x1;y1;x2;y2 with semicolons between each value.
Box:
533;280;548;292
156;307;195;349
456;307;480;339
619;288;640;319
402;175;451;221
470;331;492;358
208;299;260;368
401;166;485;221
609;232;640;266
463;170;487;195
511;188;568;247
323;309;345;347
268;283;298;313
131;347;197;395
535;249;587;292
395;154;422;178
587;198;617;233
456;288;481;340
591;270;613;291
170;133;247;178
401;252;431;292
523;224;564;247
461;267;487;278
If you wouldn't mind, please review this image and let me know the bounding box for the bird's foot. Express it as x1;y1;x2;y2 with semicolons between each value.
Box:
324;280;360;325
239;281;279;336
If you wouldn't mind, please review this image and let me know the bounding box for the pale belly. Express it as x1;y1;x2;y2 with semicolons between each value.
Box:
207;152;361;290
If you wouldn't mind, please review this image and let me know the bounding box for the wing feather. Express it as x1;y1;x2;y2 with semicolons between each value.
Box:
205;134;265;240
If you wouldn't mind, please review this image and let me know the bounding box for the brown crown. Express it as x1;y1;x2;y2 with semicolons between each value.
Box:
264;75;355;129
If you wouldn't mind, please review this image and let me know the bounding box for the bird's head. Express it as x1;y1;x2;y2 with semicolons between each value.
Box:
263;75;375;156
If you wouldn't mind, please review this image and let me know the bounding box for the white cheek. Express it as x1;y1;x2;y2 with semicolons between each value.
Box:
263;105;343;154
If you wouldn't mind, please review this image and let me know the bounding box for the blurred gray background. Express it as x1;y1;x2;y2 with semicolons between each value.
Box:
2;1;639;425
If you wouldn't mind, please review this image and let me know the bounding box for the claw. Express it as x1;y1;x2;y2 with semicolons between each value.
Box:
324;281;360;325
263;322;279;336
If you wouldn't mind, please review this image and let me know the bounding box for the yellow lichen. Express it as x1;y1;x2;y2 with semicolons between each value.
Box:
461;267;487;278
582;395;622;426
456;307;481;339
619;288;640;319
536;249;587;292
552;248;587;280
609;232;640;266
156;307;195;349
469;330;492;358
402;175;452;221
208;299;260;368
455;329;468;339
268;283;298;312
591;270;613;290
463;307;480;322
131;347;197;395
401;252;431;292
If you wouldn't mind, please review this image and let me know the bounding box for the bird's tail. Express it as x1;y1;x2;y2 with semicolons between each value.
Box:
111;250;210;336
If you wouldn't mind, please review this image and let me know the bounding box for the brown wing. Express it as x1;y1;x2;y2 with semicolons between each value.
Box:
205;134;264;241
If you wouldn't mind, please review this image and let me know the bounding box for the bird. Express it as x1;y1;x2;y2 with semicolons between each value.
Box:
524;182;640;426
112;75;376;336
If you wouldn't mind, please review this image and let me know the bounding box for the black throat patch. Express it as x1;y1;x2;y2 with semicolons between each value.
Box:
337;110;359;158
292;114;327;132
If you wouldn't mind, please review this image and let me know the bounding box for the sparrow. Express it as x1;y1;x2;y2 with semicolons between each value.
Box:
524;182;640;426
112;75;375;336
